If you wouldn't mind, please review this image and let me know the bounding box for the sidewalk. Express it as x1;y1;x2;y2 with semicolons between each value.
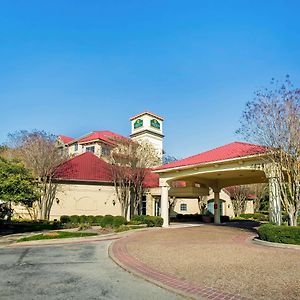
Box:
0;222;202;248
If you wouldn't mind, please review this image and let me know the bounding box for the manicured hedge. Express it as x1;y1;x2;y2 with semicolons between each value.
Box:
60;214;163;228
258;224;300;245
60;215;104;225
131;215;163;227
240;213;268;221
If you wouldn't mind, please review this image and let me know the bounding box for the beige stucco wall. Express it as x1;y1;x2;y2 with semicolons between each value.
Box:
172;189;254;217
50;183;121;220
13;182;122;220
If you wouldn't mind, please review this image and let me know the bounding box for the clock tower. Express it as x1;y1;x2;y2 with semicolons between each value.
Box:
130;111;164;163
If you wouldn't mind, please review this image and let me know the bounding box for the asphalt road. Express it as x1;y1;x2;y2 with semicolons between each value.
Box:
0;241;185;300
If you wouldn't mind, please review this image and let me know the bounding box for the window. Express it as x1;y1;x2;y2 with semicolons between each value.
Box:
180;203;187;211
86;146;95;153
102;147;110;156
141;196;147;215
74;143;78;152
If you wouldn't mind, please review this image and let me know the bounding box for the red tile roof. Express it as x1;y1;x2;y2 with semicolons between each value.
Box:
58;135;74;144
143;169;159;188
156;142;267;171
54;152;113;182
54;151;160;187
77;131;127;145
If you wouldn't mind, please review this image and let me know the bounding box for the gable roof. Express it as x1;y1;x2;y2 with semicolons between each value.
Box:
58;135;74;144
156;142;267;171
77;131;127;145
54;152;113;182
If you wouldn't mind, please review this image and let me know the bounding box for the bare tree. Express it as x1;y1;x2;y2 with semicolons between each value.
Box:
109;138;160;218
7;130;67;220
168;196;177;219
226;185;250;217
251;183;267;213
237;76;300;226
197;196;207;214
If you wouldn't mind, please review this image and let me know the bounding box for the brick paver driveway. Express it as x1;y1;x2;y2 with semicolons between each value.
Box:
112;225;300;300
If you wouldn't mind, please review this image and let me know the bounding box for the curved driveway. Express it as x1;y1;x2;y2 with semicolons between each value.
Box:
0;240;185;300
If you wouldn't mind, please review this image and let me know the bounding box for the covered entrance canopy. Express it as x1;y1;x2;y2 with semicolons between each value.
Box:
154;142;281;227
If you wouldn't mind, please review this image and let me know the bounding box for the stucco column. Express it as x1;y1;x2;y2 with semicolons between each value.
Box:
146;192;153;215
213;189;221;224
161;185;169;228
265;164;282;225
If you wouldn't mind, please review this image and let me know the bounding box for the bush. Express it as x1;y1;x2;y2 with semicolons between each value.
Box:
94;215;103;225
112;216;127;228
258;224;300;245
130;215;163;227
143;216;163;227
70;215;80;224
60;215;71;224
78;223;92;231
100;215;114;228
131;215;146;224
240;213;268;221
86;215;95;224
79;215;88;223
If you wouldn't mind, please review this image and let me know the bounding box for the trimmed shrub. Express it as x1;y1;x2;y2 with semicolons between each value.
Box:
143;216;163;227
86;215;95;224
100;215;114;228
79;215;88;223
240;213;268;221
131;215;146;224
258;224;300;245
70;215;80;224
60;215;71;224
113;216;127;228
94;215;103;225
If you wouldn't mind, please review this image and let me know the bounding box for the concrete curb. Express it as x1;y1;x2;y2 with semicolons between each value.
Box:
252;237;300;250
1;227;162;248
109;232;251;300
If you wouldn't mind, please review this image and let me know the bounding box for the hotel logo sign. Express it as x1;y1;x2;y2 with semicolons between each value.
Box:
151;119;160;130
134;119;143;129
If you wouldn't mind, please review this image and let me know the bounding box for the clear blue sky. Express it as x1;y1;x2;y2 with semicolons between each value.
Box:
1;0;299;158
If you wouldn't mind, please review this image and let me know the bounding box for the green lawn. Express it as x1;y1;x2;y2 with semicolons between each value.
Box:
17;231;97;242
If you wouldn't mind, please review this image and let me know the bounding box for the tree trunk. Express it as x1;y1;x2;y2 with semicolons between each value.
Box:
288;207;298;226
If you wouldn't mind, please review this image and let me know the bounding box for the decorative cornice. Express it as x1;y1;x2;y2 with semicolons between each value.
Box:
130;129;164;139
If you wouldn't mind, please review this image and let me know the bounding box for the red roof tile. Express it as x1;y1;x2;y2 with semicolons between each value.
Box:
54;151;159;187
58;135;74;144
54;152;113;182
143;169;159;188
156;142;267;171
78;131;127;144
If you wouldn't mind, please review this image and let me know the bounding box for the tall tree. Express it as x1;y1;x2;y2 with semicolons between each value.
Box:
237;76;300;226
109;138;160;218
7;130;67;220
